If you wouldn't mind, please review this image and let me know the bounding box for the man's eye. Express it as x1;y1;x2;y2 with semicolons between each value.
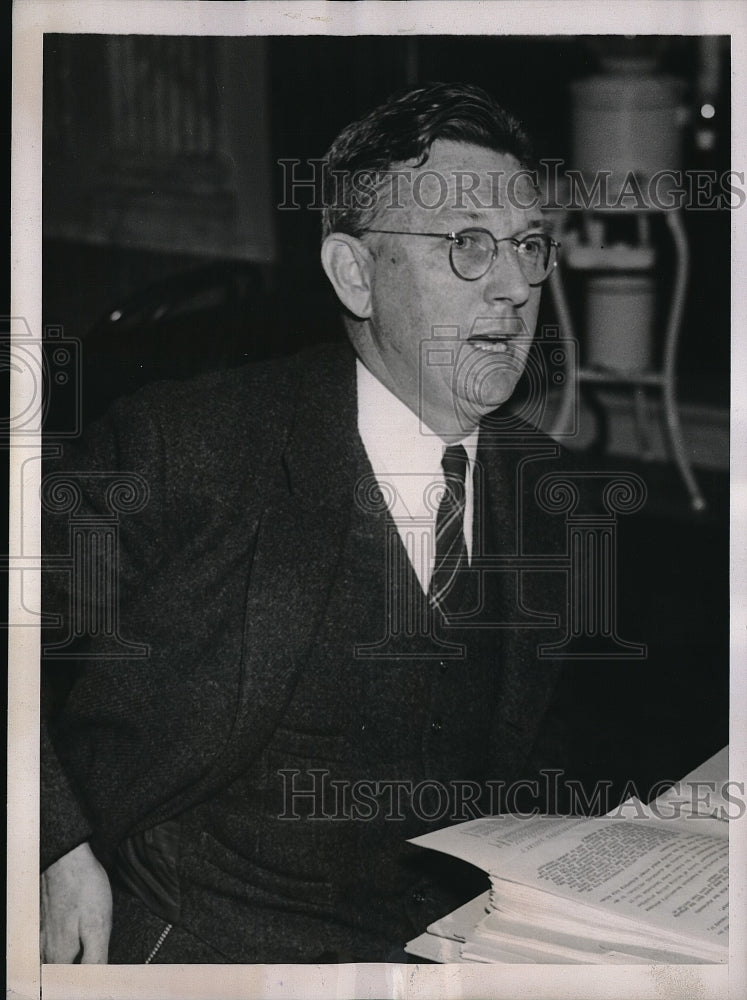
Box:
519;236;546;256
453;232;483;251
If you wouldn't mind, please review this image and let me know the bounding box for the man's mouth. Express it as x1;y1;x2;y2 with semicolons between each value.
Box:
467;332;514;354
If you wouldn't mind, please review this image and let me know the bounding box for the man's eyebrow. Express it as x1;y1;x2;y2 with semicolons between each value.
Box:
442;209;484;225
437;208;549;232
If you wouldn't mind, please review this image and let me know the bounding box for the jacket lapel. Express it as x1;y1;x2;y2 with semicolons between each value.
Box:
230;344;362;760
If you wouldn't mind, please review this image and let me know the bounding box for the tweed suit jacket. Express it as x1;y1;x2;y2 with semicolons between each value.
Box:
41;341;574;874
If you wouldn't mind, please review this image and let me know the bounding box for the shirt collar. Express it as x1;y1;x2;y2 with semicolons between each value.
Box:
356;358;479;477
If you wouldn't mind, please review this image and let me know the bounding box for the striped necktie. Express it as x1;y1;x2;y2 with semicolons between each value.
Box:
429;444;470;617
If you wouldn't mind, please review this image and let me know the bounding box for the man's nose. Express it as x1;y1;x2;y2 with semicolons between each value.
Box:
481;243;532;307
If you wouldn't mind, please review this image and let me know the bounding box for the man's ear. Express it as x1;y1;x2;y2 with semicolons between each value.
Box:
321;233;373;320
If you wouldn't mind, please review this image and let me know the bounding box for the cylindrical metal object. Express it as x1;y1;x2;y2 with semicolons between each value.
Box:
586;275;655;373
571;74;686;196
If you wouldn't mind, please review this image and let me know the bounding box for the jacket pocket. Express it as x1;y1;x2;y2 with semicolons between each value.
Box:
116;817;182;924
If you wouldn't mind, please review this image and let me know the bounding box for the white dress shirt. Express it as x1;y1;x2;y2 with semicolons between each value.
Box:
356;359;478;594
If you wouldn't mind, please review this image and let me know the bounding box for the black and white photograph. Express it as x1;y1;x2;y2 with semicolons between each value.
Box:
8;2;745;999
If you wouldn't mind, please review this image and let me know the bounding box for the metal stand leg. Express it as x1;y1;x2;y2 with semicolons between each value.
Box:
662;212;707;512
632;385;653;460
662;379;707;512
547;268;579;441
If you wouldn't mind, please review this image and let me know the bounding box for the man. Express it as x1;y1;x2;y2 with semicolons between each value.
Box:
41;82;576;964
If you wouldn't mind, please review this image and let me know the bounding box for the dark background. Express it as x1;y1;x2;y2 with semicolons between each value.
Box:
40;33;730;792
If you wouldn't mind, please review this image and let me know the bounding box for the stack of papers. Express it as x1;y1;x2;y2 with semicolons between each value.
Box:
406;748;729;964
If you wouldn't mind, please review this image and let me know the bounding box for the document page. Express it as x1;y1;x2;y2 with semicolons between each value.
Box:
410;813;589;873
410;812;728;951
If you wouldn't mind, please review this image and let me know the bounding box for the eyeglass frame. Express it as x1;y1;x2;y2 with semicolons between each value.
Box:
363;227;561;285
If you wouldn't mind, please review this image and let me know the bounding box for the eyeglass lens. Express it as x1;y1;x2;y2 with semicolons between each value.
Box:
451;230;555;283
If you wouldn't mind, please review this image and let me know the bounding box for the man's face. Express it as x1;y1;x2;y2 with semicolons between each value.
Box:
357;139;544;440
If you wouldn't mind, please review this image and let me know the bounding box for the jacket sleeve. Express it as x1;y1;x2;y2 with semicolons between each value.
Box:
41;394;166;870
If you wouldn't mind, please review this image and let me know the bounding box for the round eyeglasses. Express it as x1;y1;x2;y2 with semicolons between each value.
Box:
364;227;560;284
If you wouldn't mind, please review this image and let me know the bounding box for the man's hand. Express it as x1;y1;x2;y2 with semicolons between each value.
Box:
40;841;113;963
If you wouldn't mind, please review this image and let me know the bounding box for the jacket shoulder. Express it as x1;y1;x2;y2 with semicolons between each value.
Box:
121;350;308;458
